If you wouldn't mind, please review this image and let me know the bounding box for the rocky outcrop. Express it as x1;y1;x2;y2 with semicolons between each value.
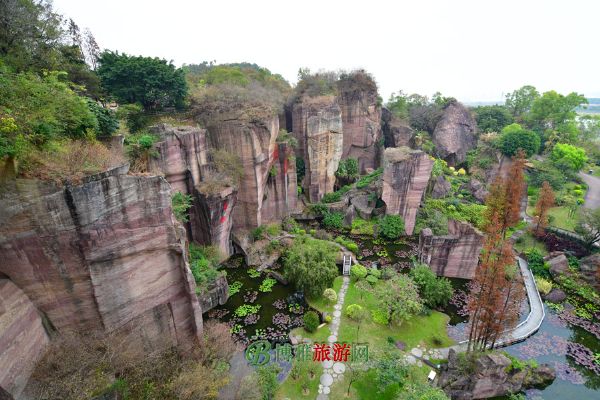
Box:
579;253;600;290
0;280;49;399
432;101;477;166
382;147;433;235
462;178;489;204
205;116;297;230
439;349;555;399
0;166;203;355
338;78;382;173
418;220;485;279
197;275;229;314
291;97;343;202
149;124;236;258
431;175;451;199
544;288;567;303
545;251;569;277
381;107;414;148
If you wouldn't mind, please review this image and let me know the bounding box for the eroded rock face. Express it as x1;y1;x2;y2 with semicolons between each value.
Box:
338;84;382;173
545;251;569;277
432;101;477;166
418;220;485;279
0;167;203;354
439;349;555;399
197;275;229;314
381;107;414;148
291;97;343;202
382;147;433;235
149;124;236;258
0;280;49;399
205;116;297;230
578;253;599;290
431;175;451;199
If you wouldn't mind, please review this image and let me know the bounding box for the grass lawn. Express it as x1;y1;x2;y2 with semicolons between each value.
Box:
526;205;576;231
275;360;320;399
337;278;454;349
514;231;548;256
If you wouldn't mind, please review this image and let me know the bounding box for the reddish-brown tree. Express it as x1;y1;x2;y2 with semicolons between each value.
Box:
534;181;555;235
504;150;527;230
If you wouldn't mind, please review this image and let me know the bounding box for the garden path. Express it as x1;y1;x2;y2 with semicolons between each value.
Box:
579;172;600;209
316;275;350;400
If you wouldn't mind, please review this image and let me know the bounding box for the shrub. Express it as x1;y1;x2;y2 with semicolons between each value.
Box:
335;236;359;253
282;217;301;234
368;268;382;279
321;191;341;203
324;315;332;323
409;264;454;308
172;191;193;223
371;309;390;325
323;288;337;303
356;168;383;189
499;123;540;157
378;215;405;239
526;248;550;278
366;275;379;285
534;276;552;295
303;311;320;333
345;304;364;320
336;158;359;179
350;264;368;280
251;225;266;241
322;211;344;230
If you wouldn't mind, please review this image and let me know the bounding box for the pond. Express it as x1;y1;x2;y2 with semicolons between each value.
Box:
204;256;308;345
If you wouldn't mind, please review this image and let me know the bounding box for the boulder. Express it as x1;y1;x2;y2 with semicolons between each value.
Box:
381;107;414;148
432;175;451;198
344;205;356;227
579;253;600;290
432;101;477;166
545;252;569;277
291;96;343;202
382;147;434;235
197;275;229;314
439;349;555;400
467;178;489;204
418;220;485;279
351;194;374;220
544;288;567;303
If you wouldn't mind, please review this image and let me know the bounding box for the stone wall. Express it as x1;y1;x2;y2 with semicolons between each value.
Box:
0;167;203;355
291;97;343;202
418;220;484;279
381;147;433;235
0;280;49;399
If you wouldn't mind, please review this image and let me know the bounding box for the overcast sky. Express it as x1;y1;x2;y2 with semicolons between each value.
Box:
53;0;599;103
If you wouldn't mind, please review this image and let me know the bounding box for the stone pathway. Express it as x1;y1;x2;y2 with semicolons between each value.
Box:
316;275;349;399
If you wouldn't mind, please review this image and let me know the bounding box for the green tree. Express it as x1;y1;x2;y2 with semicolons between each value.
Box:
409;264;453;308
375;274;423;326
527;90;586;134
283;236;338;297
97;51;187;110
575;208;600;249
257;364;280;400
505;85;539;118
474;105;513;133
550;143;587;172
499;123;540;157
374;350;408;393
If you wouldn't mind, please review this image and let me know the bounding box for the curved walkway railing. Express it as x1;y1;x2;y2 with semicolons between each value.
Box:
437;256;545;356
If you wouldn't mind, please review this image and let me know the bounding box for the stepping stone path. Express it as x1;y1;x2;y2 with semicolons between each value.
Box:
317;275;349;399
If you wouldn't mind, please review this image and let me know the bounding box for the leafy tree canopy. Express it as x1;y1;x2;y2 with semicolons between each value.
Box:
474;105;513;133
499;123;540;157
550;143;587;172
505;85;539;118
97;50;187;111
527;90;586;133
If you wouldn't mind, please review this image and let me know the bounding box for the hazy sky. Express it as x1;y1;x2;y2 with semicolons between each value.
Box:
53;0;599;102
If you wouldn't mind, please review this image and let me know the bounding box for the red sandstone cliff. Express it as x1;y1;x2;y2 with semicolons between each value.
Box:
0;165;204;399
432;101;478;166
381;147;434;235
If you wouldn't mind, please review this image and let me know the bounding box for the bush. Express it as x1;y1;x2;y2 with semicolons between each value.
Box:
356;168;383;189
366;275;379;285
321;191;341;203
499;123;540;157
350;264;368;280
527;248;550;278
371;309;389;325
322;211;344;230
368;268;382;279
303;311;320;333
323;288;337;303
378;215;405;239
345;304;364;320
409;264;454;308
534;276;552;295
282;217;301;234
251;225;266;241
335;236;359;253
172;191;193;223
336;158;359;179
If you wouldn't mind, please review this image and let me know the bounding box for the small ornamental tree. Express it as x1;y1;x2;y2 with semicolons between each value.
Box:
533;181;555;235
575;207;600;249
350;264;368;281
375;274;423;326
499;123;540;157
550;143;587;172
323;288;337;304
409;264;453;308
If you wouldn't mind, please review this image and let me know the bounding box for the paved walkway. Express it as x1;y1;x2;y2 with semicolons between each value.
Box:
418;256;545;359
579;172;600;209
316;275;349;400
